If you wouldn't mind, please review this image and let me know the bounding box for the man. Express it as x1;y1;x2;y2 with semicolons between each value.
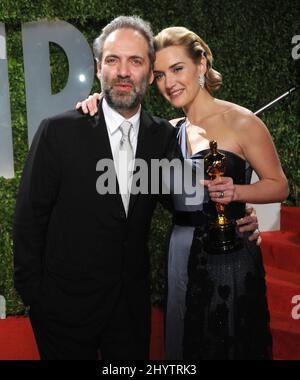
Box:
14;15;174;360
13;16;260;360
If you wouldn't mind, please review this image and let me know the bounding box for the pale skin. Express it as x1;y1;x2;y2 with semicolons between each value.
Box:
76;35;288;243
153;45;288;210
95;28;154;119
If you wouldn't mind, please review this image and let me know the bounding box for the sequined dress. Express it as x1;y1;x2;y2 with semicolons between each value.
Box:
165;120;272;360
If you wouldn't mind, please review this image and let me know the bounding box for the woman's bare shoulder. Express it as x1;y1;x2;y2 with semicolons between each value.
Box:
216;99;252;117
219;100;263;130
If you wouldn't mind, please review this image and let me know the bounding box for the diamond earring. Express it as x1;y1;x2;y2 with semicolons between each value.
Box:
199;74;205;89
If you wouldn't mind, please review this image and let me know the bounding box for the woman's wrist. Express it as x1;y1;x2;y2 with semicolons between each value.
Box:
233;184;242;202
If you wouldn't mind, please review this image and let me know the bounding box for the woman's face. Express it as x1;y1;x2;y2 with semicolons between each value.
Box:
153;45;203;108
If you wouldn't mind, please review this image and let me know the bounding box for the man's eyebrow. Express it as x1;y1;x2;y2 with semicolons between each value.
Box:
104;54;145;60
130;55;145;60
104;54;119;59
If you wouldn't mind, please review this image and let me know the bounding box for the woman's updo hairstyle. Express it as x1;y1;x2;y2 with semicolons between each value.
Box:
154;27;222;93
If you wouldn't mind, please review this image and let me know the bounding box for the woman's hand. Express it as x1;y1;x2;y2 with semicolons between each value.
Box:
75;92;102;116
203;179;261;245
203;176;237;205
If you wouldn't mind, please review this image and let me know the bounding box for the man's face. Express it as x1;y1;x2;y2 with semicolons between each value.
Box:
98;28;154;117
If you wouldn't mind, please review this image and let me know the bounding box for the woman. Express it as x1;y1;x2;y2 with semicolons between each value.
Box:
153;27;288;360
76;27;288;360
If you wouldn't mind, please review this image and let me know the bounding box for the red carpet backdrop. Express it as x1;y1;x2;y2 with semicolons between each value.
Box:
261;207;300;360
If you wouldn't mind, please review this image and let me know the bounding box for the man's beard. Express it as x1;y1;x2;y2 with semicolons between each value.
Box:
100;74;149;113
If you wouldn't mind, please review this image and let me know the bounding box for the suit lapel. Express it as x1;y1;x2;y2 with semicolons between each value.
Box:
85;103;159;217
85;101;124;212
127;109;158;217
85;101;113;161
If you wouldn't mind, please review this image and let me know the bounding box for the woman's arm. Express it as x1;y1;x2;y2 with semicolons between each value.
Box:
206;113;289;205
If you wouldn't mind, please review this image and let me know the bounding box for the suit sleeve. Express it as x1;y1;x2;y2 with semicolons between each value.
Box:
13;118;61;306
157;122;177;213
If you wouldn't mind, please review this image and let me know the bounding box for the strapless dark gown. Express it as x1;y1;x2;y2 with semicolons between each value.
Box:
166;120;272;360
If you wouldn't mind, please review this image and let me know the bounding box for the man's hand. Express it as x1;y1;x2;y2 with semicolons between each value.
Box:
236;207;261;246
75;92;101;116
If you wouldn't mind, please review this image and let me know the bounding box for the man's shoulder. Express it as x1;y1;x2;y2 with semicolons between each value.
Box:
38;109;92;135
46;109;90;125
152;115;172;128
32;110;94;149
168;117;185;127
142;110;173;132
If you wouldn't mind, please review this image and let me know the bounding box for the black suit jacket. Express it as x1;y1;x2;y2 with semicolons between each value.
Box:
13;102;175;339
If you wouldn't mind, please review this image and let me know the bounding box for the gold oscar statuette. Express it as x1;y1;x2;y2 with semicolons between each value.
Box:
203;140;243;254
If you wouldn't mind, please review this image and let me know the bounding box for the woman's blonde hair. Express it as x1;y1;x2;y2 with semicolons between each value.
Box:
154;27;222;93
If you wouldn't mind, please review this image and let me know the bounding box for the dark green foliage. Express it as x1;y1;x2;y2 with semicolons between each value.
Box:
0;0;299;313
